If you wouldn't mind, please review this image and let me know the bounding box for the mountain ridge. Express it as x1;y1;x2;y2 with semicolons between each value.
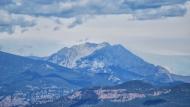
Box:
46;42;110;68
2;42;190;85
27;42;190;84
0;50;92;106
1;42;190;106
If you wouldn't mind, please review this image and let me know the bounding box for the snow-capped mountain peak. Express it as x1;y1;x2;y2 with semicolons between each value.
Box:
47;42;110;68
39;42;185;84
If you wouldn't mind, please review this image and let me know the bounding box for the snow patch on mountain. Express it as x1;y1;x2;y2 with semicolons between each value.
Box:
75;44;174;84
28;42;179;84
108;75;121;83
47;42;109;68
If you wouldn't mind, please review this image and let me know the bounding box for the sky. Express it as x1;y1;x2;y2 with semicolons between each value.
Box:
0;0;190;75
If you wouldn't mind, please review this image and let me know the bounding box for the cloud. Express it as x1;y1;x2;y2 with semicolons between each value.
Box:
0;10;36;33
0;0;189;33
133;4;187;20
68;15;94;28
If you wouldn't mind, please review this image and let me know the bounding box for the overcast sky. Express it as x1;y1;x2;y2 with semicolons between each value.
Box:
0;0;190;75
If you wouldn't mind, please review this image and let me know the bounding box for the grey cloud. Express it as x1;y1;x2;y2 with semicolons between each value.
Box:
0;9;36;33
68;15;93;28
133;4;187;20
0;0;189;32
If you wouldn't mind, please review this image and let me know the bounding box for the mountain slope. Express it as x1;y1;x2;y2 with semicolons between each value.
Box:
34;42;189;84
46;42;109;68
28;42;189;84
0;51;90;106
1;42;190;106
75;44;173;84
35;80;190;107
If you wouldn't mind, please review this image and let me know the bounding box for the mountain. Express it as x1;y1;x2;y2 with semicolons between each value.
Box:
39;42;174;85
35;80;190;107
1;42;189;106
0;51;90;106
46;42;109;68
75;44;174;84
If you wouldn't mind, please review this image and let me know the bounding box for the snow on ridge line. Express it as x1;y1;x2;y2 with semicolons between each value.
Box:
47;42;110;68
